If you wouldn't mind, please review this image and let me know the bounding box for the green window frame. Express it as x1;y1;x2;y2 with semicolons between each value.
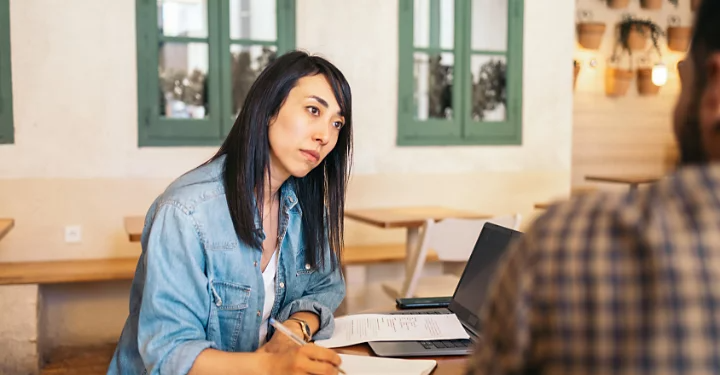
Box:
397;0;524;146
0;0;13;144
136;0;296;147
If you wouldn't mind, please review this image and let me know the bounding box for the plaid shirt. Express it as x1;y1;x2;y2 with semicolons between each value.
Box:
467;165;720;375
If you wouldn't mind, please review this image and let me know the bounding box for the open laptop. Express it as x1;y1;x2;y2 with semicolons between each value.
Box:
368;222;523;357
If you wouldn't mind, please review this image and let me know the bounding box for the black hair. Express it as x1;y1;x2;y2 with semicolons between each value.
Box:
211;50;352;270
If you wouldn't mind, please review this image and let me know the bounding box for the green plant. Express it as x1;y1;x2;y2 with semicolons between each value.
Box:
668;0;678;6
617;15;665;56
472;59;506;121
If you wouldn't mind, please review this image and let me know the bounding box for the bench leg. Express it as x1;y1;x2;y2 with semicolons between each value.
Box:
0;284;41;375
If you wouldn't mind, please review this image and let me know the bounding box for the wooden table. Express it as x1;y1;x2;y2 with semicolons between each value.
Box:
534;202;551;210
345;207;489;272
0;218;14;241
124;216;143;242
585;174;661;191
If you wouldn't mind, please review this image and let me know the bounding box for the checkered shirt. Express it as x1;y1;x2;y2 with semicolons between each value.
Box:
466;164;720;375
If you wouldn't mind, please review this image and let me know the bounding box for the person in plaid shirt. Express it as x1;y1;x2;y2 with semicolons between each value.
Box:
466;1;720;374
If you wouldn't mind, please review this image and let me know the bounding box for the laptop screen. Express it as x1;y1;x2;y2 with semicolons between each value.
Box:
448;222;523;335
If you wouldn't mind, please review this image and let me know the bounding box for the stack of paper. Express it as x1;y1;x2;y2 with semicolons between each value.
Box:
338;354;437;375
315;314;470;348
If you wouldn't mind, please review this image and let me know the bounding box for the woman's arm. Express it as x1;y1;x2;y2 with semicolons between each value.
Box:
189;349;269;375
275;258;345;340
137;203;220;374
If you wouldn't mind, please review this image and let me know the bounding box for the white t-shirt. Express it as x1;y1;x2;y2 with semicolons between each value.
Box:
258;250;278;346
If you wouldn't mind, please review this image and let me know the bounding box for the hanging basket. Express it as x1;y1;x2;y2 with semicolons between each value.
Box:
627;25;650;50
637;68;660;95
608;0;630;8
574;61;581;89
667;26;691;52
641;0;663;9
577;23;606;50
606;68;634;97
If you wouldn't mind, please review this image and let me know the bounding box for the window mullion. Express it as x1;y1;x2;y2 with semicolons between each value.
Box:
216;0;233;136
455;0;468;138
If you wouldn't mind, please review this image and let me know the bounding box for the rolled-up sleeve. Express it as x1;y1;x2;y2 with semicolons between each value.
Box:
276;257;346;340
138;203;216;375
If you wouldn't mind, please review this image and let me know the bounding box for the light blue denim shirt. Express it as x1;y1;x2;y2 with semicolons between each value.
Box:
108;156;346;375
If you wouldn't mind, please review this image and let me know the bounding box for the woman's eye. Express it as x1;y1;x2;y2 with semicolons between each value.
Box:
307;106;319;115
333;121;344;130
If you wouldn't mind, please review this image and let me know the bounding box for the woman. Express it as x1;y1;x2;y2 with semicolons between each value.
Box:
109;51;352;375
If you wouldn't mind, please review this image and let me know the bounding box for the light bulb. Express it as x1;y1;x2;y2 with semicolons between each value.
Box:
652;63;668;86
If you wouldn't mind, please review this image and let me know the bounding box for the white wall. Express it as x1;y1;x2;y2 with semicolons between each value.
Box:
572;0;687;185
0;0;575;350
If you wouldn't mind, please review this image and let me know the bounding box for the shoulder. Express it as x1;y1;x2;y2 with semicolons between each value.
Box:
154;156;228;215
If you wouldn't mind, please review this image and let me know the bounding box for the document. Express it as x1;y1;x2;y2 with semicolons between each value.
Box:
338;354;437;375
315;314;470;348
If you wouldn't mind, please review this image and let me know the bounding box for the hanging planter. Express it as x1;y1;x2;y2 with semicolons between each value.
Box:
577;22;607;50
641;0;663;9
618;16;665;53
608;0;630;9
627;25;650;50
605;68;634;97
574;60;581;89
667;16;691;52
637;68;661;95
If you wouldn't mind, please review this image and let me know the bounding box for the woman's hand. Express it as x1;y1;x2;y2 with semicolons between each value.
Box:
261;344;342;375
257;322;306;354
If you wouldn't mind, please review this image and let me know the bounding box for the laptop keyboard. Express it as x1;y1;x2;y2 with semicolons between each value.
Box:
394;310;473;350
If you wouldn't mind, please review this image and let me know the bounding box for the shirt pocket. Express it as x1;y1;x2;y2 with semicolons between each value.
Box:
210;281;251;351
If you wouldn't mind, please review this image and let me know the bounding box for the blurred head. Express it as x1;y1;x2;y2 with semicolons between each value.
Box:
673;0;720;164
212;51;353;269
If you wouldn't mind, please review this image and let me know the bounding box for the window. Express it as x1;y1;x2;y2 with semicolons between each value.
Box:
136;0;296;147
0;0;13;144
397;0;524;146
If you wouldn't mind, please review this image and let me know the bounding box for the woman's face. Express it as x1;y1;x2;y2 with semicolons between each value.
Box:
268;74;346;180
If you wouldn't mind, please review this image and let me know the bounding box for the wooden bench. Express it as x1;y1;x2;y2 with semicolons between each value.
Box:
0;244;438;286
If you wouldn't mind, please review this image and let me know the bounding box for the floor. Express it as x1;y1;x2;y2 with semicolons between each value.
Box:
41;344;116;375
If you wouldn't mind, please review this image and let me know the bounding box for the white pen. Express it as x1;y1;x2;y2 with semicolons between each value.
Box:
269;318;346;374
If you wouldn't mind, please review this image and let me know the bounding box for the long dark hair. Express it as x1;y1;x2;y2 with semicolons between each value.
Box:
211;50;352;271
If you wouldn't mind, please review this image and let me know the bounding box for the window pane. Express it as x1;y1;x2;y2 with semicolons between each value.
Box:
413;52;454;120
231;45;277;115
230;0;277;41
157;0;208;38
471;0;507;52
159;43;209;119
413;0;454;49
471;55;506;122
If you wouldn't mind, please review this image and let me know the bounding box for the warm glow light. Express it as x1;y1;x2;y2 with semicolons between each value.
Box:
652;63;668;86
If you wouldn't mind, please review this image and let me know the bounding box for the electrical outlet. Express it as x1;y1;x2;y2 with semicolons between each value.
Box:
65;225;82;243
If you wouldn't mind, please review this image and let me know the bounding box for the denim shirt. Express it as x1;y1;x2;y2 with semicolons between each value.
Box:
108;156;346;375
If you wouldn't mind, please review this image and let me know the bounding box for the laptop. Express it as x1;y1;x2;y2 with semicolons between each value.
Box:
368;222;523;357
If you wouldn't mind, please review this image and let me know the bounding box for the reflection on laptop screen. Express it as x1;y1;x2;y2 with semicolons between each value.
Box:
452;223;522;325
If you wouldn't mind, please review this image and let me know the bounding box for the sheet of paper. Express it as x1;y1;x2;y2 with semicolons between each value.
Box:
338;354;437;375
315;314;470;348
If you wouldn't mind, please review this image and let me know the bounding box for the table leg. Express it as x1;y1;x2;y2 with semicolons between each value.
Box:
405;227;420;276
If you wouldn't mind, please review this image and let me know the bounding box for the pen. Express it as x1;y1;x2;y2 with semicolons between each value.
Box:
269;318;346;374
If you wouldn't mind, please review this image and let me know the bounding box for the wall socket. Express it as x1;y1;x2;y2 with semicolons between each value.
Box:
65;225;82;243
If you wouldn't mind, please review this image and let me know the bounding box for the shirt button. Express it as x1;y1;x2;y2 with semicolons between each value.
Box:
253;261;257;267
305;263;311;270
279;282;285;288
257;310;261;317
